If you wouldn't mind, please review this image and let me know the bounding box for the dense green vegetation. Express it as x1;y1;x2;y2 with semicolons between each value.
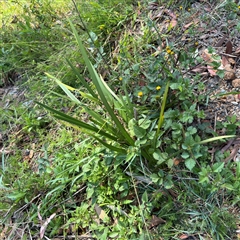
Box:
1;0;240;239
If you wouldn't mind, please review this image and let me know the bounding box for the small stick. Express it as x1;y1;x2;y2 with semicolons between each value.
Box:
223;144;239;163
220;138;235;153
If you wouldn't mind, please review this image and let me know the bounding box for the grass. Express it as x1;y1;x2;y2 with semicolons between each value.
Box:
1;0;240;239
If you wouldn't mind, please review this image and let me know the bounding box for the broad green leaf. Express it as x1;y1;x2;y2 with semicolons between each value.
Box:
164;178;174;189
221;183;235;191
167;158;174;168
122;200;133;204
109;232;119;238
185;158;196;171
153;149;168;164
128;118;137;138
199;175;209;183
212;162;224;173
138;118;151;129
181;152;189;159
133;126;146;138
150;173;159;183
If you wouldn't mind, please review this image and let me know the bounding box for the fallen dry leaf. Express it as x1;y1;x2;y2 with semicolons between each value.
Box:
173;158;181;166
165;9;176;19
235;47;240;55
201;49;214;63
228;58;235;65
221;55;228;67
226;40;233;54
234;94;240;101
148;2;159;10
151;9;164;20
201;49;223;76
207;66;217;76
29;149;34;159
179;234;190;239
183;19;199;31
0;149;12;155
94;204;108;221
190;66;206;73
215;35;227;47
224;64;235;80
201;48;222;63
170;18;177;28
232;79;240;88
148;215;166;229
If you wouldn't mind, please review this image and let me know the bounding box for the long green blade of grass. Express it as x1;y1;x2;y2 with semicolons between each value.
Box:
197;135;236;144
35;101;118;141
46;72;81;105
46;74;118;135
66;58;98;98
69;19;134;146
154;80;170;146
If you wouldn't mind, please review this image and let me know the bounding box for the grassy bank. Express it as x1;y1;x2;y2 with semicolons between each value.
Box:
0;0;240;239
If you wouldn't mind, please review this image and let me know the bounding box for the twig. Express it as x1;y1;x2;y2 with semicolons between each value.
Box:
223;144;240;163
220;138;235;153
13;194;42;215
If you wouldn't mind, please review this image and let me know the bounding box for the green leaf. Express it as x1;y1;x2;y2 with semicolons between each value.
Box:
122;200;133;204
170;82;180;90
138;118;151;129
153;149;168;164
45;73;81;104
150;173;159;183
142;191;148;203
154;80;170;144
90;134;126;153
164;178;173;189
181;152;189;159
181;112;193;123
212;162;224;173
45;74;117;134
186;126;197;135
66;59;97;98
35;101;118;141
128;118;137;138
199;175;209;184
7;192;26;201
221;183;235;191
185;158;196;171
133;126;146;138
167;158;174;168
109;232;119;238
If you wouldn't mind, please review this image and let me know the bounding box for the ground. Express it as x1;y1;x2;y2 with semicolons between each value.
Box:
1;0;240;239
